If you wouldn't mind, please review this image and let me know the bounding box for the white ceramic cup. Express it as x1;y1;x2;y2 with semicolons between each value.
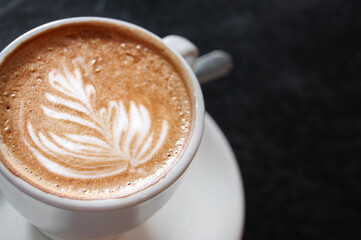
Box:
0;17;205;240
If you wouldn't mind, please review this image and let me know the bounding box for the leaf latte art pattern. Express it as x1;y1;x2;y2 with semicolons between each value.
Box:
24;64;169;179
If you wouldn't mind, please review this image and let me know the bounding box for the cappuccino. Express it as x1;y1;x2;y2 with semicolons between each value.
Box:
0;22;194;199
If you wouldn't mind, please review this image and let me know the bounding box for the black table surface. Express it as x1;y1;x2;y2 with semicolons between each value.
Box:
1;0;360;239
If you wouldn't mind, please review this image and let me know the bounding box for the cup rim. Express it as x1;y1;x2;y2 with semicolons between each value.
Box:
0;16;205;211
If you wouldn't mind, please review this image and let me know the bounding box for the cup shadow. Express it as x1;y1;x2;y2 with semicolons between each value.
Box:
113;224;152;240
29;226;50;240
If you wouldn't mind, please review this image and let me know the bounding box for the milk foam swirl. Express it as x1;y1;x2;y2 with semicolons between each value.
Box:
23;62;169;179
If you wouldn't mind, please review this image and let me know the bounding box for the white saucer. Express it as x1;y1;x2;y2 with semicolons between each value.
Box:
0;113;245;240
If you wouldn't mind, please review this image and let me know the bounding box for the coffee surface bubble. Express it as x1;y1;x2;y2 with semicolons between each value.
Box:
0;22;194;199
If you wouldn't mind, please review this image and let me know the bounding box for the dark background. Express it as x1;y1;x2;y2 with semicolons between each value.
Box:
1;0;361;239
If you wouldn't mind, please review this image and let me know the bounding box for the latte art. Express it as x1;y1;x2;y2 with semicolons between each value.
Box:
0;22;194;199
23;61;169;179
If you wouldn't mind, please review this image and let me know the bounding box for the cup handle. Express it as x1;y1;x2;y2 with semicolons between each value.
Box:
162;35;233;84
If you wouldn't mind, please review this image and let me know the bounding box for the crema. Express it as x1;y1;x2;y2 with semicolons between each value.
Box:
0;22;194;199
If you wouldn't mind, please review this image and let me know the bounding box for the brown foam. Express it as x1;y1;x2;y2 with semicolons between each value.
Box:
0;21;194;199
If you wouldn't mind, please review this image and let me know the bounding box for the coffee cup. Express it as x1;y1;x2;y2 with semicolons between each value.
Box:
0;17;212;240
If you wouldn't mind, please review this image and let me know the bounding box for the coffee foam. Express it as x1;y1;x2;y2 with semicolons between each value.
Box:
0;22;194;199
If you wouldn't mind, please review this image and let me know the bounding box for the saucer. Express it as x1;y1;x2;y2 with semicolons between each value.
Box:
0;113;245;240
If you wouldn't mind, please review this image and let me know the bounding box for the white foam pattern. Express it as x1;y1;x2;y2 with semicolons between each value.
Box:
24;61;169;179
